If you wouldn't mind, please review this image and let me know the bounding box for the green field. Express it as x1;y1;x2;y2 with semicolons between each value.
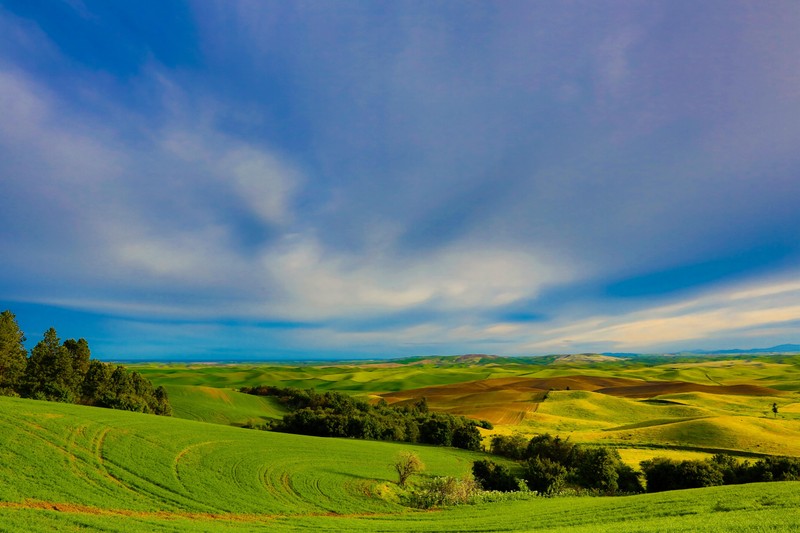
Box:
1;395;799;532
3;354;800;531
134;355;800;459
164;385;287;426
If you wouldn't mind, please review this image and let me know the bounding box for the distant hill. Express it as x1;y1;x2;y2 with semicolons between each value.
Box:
688;344;800;355
553;353;628;364
385;346;800;367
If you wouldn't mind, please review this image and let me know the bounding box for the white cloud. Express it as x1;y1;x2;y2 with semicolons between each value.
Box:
224;147;298;226
259;234;573;320
521;273;800;352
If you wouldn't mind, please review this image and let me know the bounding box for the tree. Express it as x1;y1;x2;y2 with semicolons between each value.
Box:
490;434;529;460
451;423;482;451
472;459;520;492
616;463;645;493
394;451;424;487
82;359;112;404
0;310;27;393
24;328;76;402
63;338;91;387
523;456;567;495
153;386;172;416
772;403;779;418
527;434;576;466
572;447;621;493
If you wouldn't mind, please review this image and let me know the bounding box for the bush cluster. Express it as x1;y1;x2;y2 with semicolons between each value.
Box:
241;386;486;450
401;476;481;508
482;433;644;495
0;311;170;415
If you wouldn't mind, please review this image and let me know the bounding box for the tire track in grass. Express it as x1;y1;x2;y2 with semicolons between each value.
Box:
64;424;135;502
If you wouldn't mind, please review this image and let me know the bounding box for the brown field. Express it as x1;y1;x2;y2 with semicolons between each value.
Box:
379;375;785;426
596;382;783;398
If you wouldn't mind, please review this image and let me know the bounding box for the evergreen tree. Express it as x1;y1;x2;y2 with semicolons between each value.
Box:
153;386;172;416
63;338;91;394
0;310;28;393
82;359;112;404
24;328;76;402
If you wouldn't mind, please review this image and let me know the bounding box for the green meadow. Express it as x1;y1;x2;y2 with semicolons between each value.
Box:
2;394;800;532
134;355;800;458
3;353;800;531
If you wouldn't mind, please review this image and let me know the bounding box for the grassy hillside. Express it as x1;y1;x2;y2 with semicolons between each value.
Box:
1;395;799;532
0;396;488;517
165;385;287;426
133;356;800;464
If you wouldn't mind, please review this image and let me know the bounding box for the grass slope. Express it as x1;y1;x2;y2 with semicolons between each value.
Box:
134;357;800;463
165;385;286;426
0;396;485;517
2;396;799;531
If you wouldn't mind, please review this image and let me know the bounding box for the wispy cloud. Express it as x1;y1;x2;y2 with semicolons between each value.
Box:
1;2;800;358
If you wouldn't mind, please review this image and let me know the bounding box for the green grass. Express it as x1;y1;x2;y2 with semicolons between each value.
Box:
0;396;490;517
134;356;800;460
164;385;286;426
4;355;800;531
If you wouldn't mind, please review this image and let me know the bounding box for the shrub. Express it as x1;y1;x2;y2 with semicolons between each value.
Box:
402;476;480;508
472;459;521;492
641;458;723;492
490;434;529;460
572;447;621;493
523;456;567;495
616;463;645;493
527;434;576;466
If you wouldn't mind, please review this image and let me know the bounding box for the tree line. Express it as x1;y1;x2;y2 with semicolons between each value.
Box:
241;385;489;450
641;454;800;492
480;433;800;495
0;310;171;415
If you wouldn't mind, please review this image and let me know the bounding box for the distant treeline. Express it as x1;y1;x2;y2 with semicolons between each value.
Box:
0;310;171;415
641;454;800;492
483;433;800;495
240;385;490;450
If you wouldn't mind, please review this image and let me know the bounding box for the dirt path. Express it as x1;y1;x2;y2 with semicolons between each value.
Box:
0;499;406;524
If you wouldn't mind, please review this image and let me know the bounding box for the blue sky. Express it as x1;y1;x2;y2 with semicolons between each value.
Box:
1;1;799;360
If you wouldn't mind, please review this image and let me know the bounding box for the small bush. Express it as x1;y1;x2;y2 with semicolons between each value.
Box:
402;476;481;509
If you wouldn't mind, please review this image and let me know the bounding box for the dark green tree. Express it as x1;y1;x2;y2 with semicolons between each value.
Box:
523;456;567;495
153;386;172;416
24;328;76;402
472;459;520;492
81;359;112;404
572;447;621;493
527;434;576;466
451;423;482;451
63;338;91;396
0;310;28;393
490;434;529;460
616;463;645;493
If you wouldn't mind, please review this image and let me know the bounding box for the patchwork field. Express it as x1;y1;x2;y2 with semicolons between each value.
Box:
133;354;800;460
4;353;797;530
